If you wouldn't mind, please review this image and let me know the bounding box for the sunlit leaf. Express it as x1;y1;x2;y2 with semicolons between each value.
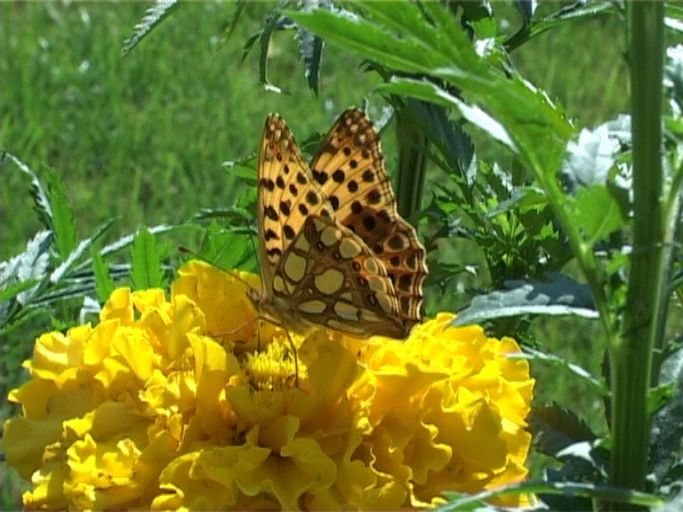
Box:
130;228;164;290
121;0;179;56
37;165;78;261
92;248;114;303
651;345;683;484
514;348;608;396
1;231;52;306
573;185;624;243
440;480;664;511
453;273;598;325
561;124;620;191
50;219;116;284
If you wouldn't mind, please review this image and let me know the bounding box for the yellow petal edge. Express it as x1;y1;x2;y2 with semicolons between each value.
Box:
2;260;535;510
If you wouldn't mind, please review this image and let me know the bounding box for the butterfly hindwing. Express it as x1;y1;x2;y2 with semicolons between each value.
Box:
271;215;407;338
309;108;428;328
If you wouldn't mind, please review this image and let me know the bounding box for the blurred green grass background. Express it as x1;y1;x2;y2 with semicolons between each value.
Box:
1;1;629;506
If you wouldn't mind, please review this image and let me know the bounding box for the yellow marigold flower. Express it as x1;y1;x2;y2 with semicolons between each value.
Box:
2;260;534;510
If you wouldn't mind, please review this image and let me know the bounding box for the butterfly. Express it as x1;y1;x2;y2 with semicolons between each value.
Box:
246;108;427;339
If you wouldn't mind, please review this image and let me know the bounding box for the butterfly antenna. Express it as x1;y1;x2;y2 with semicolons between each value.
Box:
177;246;257;291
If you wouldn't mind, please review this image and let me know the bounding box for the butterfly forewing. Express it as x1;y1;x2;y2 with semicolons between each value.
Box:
309;108;428;329
258;114;335;293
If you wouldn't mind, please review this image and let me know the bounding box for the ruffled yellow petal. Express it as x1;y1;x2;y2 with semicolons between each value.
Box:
3;260;534;510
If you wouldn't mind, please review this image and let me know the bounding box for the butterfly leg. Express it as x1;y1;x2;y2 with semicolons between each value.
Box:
212;316;261;339
282;327;299;388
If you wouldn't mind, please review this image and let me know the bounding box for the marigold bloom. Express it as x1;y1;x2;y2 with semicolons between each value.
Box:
2;260;534;510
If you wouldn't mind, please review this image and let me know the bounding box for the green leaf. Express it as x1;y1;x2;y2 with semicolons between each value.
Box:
561;125;620;190
259;9;284;93
92;248;115;303
651;345;683;484
453;273;598;325
514;348;609;396
572;185;624;244
0;230;52;306
504;2;616;52
376;78;516;150
218;0;248;46
38;165;78;261
0;278;40;303
121;0;179;56
666;4;683;34
439;481;664;511
289;2;574;177
196;223;254;271
296;21;324;94
485;186;548;217
8;154;76;262
130;228;164;290
49;219;116;284
101;224;180;257
287;6;447;76
530;403;597;458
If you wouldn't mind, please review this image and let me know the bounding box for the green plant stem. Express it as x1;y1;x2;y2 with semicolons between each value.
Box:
394;101;428;220
609;3;665;509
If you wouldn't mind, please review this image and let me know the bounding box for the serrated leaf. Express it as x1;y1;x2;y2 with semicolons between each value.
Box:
514;0;537;25
651;345;683;484
37;165;78;261
666;45;683;101
9;156;51;228
504;2;616;51
100;224;179;257
79;295;101;324
130;228;164;290
197;224;254;271
92;248;114;303
376;78;516;151
486;186;548;218
439;480;664;511
512;348;609;396
121;0;179;56
0;278;39;303
8;155;79;262
289;1;574;181
259;9;284;93
530;404;596;458
296;1;326;96
219;0;248;46
8;231;53;305
453;272;598;325
50;219;116;284
395;99;475;178
561;123;620;192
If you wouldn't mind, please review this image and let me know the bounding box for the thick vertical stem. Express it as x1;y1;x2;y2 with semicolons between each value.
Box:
394;101;428;220
609;2;664;508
